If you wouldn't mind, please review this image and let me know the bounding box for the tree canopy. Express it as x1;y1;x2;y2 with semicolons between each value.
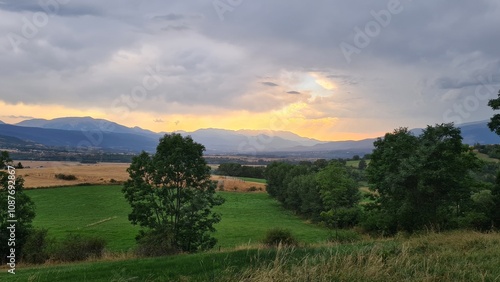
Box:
366;124;481;233
0;151;35;263
123;134;224;254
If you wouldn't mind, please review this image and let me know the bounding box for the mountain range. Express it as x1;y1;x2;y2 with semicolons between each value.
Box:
1;116;500;156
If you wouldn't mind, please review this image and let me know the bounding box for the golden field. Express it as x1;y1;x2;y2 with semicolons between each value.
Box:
14;161;266;192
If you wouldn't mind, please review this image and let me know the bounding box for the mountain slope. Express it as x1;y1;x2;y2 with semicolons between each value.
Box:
236;129;323;146
16;117;158;138
5;117;499;155
0;124;158;152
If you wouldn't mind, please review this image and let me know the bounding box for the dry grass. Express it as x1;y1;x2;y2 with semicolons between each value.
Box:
223;231;500;282
15;161;267;191
211;175;266;192
15;161;130;188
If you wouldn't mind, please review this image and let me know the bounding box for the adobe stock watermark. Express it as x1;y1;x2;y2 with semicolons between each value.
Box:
213;0;244;21
442;74;500;124
110;64;164;119
5;166;17;275
7;0;70;53
339;0;411;63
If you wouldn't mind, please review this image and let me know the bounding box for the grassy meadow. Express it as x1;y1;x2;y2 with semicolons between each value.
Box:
3;231;500;281
24;185;329;252
3;184;497;281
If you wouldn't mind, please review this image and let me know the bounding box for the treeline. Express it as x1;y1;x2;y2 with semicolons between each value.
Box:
265;159;364;227
216;163;266;179
265;124;500;235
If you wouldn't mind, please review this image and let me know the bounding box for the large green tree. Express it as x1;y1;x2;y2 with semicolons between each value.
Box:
366;124;480;233
487;89;500;229
487;89;500;135
316;162;361;228
123;134;224;254
0;151;35;264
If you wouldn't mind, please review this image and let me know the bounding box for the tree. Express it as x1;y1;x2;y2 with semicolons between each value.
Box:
0;151;35;264
122;134;224;254
0;151;12;169
316;162;361;228
366;124;480;233
358;159;367;170
487;89;500;135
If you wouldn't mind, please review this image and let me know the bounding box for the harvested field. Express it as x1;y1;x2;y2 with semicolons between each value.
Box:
15;161;266;191
14;161;130;188
211;175;267;192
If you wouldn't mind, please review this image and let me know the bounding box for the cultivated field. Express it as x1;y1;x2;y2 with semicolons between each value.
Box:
14;161;130;188
15;161;266;191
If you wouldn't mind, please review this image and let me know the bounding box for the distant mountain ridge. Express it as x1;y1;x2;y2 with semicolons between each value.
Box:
1;117;499;156
16;116;158;138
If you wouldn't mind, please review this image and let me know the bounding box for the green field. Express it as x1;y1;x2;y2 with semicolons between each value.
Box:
474;150;500;163
25;185;329;252
236;177;267;184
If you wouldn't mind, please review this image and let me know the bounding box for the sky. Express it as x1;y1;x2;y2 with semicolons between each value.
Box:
1;0;500;141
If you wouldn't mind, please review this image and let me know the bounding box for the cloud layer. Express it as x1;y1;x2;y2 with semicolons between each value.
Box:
1;0;500;140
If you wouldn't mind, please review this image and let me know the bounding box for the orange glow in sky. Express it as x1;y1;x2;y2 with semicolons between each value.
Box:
0;100;382;141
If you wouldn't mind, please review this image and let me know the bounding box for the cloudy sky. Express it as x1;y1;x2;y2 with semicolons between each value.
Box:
1;0;499;141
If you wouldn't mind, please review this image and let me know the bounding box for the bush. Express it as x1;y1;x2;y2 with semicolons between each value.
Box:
327;229;361;243
21;228;52;264
262;228;299;247
457;212;492;231
359;209;397;236
134;230;180;257
53;234;106;262
55;174;77;181
321;207;361;229
248;186;258;192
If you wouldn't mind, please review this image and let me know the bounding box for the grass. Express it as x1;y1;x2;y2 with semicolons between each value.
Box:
236;177;267;184
474;150;500;163
25;185;139;251
24;185;329;252
3;231;499;281
213;193;329;248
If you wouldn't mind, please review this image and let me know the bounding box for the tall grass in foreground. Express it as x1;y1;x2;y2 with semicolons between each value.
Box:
223;231;500;282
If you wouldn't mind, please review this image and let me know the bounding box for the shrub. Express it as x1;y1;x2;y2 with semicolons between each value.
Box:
263;228;298;247
248;186;258;192
321;207;361;229
55;174;77;181
457;212;492;231
327;229;361;243
21;228;52;264
134;230;180;257
53;234;106;262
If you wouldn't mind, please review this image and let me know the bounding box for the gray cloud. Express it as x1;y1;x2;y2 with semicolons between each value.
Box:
0;0;499;133
287;91;301;95
261;82;279;87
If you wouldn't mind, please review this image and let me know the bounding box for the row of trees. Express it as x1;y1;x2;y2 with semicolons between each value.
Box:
266;160;361;228
215;163;265;178
265;123;500;234
365;124;499;233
